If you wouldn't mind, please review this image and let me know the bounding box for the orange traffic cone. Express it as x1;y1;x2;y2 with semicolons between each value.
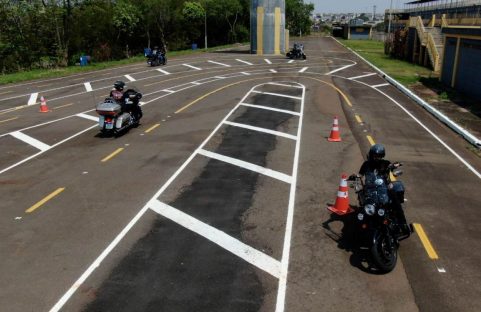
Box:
39;96;49;113
327;116;341;142
327;174;353;215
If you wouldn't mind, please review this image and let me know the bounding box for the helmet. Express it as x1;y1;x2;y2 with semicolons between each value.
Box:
113;80;125;91
368;144;385;161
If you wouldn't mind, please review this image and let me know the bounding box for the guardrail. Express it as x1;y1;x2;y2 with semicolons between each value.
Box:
427;32;441;72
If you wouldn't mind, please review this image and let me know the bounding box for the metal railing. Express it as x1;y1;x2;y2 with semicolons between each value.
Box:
404;0;481;13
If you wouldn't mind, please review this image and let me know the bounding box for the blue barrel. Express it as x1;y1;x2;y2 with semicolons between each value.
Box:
192;43;198;50
144;48;152;56
80;56;88;66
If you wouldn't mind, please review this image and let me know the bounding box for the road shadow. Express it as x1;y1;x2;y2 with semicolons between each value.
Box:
322;207;388;275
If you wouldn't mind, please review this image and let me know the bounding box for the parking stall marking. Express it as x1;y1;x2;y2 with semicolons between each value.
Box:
48;81;305;312
208;60;231;67
156;68;171;75
197;148;292;184
84;82;93;92
223;120;298;141
240;103;301;116
270;69;278;73
10;131;51;152
251;90;302;100
76;113;98;122
28;93;39;105
264;59;272;64
371;83;390;88
299;67;308;73
149;200;282;277
348;72;377;80
124;75;136;82
236;59;253;65
182;64;202;71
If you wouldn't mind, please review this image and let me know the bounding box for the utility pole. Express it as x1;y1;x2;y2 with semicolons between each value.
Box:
204;1;208;50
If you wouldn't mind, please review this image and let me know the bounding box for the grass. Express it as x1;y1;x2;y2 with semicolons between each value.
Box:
0;43;247;85
339;39;433;86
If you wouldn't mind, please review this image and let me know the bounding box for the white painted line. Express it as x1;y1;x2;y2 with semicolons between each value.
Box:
267;82;303;89
191;81;201;86
10;131;50;152
240;103;300;116
223;120;297;141
371;83;390;88
182;64;202;70
264;59;272;64
241;72;251;76
47;83;292;311
150;200;281;278
236;59;253;65
28;93;38;105
162;89;175;94
49;197;152;312
156;68;171;75
76;113;98;122
348;78;481;180
124;75;136;82
325;63;356;75
299;67;308;73
348;72;377;80
197;149;292;184
275;83;305;312
251;90;302;100
84;82;93;92
270;69;278;73
208;60;231;67
288;60;295;64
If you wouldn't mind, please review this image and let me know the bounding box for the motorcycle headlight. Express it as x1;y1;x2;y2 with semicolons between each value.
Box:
378;208;385;216
357;213;364;221
364;204;375;216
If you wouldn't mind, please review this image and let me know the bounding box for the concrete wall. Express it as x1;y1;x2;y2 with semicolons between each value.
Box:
250;0;286;55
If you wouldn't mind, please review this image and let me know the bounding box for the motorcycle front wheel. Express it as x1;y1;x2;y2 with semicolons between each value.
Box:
371;231;398;272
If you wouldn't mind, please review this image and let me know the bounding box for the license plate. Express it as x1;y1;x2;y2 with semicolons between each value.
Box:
105;122;114;130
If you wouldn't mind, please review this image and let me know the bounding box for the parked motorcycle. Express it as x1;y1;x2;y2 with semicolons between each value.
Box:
147;51;167;66
286;43;307;60
96;89;142;136
348;163;411;272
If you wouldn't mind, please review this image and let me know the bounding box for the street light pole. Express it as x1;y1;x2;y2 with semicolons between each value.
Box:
204;2;208;50
388;0;393;35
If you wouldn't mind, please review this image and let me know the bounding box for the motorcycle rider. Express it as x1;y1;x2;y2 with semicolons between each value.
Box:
109;80;142;122
109;80;125;104
354;144;411;235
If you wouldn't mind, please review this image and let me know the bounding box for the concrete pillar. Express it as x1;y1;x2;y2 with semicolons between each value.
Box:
250;0;286;55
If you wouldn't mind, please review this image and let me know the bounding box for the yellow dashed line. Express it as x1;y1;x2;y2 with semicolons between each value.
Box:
366;135;376;146
413;223;439;260
145;123;160;133
355;114;363;123
26;188;65;213
101;148;124;162
0;90;13;95
0;117;18;124
52;103;74;110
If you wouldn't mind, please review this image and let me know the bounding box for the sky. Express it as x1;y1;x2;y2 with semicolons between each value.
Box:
308;0;407;14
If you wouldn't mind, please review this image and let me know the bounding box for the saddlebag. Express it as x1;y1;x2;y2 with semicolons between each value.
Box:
96;99;122;116
115;112;131;129
391;181;405;203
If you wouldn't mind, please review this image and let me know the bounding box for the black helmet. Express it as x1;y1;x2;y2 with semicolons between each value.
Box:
368;144;385;161
113;80;125;91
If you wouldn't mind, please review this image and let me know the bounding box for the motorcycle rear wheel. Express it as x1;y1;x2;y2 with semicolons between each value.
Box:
371;232;398;272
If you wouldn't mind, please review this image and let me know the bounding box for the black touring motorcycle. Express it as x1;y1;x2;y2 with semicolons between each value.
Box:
348;163;412;272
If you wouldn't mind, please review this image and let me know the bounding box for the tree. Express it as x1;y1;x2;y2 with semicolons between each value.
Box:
286;0;314;36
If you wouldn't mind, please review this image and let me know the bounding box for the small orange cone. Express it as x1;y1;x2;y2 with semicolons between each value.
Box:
327;116;341;142
327;174;353;215
39;96;49;113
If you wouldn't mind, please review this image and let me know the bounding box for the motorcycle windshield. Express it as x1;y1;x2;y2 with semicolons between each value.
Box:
364;171;389;205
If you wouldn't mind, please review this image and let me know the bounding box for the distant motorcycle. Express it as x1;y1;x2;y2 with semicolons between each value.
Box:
286;43;306;60
348;163;411;272
147;51;167;66
96;89;142;136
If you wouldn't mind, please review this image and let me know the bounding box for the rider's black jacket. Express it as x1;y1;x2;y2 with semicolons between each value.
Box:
359;159;392;179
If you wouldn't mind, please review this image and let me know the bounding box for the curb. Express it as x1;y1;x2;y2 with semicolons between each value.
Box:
330;36;481;148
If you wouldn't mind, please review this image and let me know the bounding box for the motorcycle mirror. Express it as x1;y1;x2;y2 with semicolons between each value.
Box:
393;170;403;177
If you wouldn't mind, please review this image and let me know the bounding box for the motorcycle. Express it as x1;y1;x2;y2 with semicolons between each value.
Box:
348;163;411;272
147;51;167;66
286;43;307;60
96;89;142;136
